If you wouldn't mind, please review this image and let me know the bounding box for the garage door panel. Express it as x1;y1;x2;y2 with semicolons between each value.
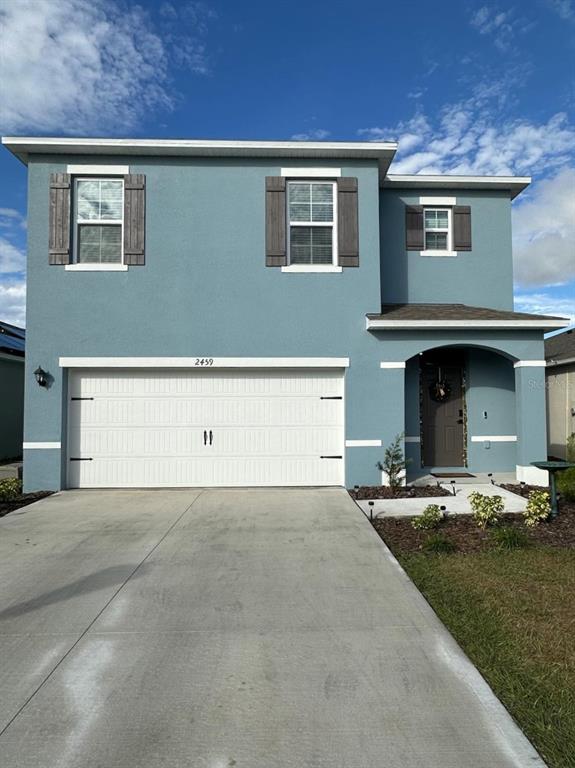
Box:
68;369;344;487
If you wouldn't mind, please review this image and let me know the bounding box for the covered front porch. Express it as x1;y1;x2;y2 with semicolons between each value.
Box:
367;303;569;486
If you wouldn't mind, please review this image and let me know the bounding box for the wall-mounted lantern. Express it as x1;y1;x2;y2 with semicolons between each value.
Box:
34;366;48;387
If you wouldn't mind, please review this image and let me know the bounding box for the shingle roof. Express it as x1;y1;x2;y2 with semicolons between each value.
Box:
0;321;25;357
367;303;566;322
545;329;575;364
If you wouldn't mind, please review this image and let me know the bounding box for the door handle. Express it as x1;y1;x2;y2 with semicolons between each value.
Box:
209;430;213;446
203;430;207;446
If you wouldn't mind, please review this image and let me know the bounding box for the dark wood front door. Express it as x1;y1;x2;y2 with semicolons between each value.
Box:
421;352;465;467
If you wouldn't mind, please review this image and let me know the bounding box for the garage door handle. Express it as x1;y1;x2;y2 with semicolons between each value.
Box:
320;455;342;459
209;430;213;446
203;430;207;446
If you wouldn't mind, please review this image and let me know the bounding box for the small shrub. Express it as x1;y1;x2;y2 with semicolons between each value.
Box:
423;533;456;554
491;526;529;550
377;433;411;489
0;478;22;502
468;492;504;529
412;504;444;530
523;489;551;527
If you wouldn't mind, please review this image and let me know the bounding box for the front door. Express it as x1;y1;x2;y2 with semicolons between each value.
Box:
421;351;465;467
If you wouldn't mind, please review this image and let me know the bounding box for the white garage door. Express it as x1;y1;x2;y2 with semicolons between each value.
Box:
67;369;345;488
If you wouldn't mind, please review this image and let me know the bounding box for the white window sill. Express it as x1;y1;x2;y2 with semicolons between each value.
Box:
65;263;129;271
281;265;342;273
419;250;458;258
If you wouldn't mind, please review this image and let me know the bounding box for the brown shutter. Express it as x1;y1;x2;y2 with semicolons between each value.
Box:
265;176;286;266
337;177;359;267
49;173;71;264
453;206;472;251
405;205;424;250
124;174;146;265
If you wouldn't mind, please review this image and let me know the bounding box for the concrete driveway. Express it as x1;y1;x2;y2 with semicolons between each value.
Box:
0;488;543;767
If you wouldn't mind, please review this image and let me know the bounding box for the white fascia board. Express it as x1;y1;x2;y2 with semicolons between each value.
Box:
366;318;569;330
384;174;531;200
2;137;397;177
59;357;350;368
67;164;129;175
281;168;341;177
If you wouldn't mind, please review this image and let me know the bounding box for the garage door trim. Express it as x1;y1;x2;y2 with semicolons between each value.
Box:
60;357;350;368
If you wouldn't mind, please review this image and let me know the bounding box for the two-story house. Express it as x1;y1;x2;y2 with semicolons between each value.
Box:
2;137;568;491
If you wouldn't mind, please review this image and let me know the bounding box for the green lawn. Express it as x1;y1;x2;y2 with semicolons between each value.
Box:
398;548;575;768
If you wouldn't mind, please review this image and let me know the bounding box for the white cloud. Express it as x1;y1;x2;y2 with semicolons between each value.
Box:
469;5;534;51
513;167;575;287
0;237;26;274
546;0;574;20
0;0;213;134
291;129;331;141
0;208;26;231
0;278;26;327
514;291;575;323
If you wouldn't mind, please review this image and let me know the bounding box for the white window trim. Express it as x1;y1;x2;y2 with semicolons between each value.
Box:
281;168;341;178
67;164;129;175
423;206;452;254
419;196;457;206
73;177;125;268
287;180;338;268
65;263;128;272
281;264;342;273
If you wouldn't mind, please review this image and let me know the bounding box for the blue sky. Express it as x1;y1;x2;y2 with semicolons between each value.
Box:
0;0;573;327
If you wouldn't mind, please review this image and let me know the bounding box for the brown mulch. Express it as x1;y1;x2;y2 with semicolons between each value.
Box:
0;492;53;518
373;499;575;555
349;484;451;500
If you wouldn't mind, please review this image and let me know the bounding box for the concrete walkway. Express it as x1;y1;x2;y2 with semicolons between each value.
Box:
357;483;528;518
0;489;543;767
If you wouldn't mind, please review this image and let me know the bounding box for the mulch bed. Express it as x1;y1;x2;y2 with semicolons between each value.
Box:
372;483;575;555
349;484;451;500
0;492;53;518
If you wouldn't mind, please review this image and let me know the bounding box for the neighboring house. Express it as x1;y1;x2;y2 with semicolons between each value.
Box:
545;329;575;460
1;137;569;492
0;321;25;461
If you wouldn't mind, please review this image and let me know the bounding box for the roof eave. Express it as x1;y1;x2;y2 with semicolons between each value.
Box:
382;173;531;200
366;318;570;330
1;137;398;179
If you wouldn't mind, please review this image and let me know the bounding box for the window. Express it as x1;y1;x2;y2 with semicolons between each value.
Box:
424;208;451;251
287;181;336;265
74;178;124;264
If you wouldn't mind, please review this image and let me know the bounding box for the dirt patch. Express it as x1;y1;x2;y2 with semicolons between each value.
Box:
349;484;451;500
373;501;575;555
0;492;53;518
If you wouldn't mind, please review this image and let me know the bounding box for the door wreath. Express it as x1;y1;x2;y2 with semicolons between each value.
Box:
429;367;451;402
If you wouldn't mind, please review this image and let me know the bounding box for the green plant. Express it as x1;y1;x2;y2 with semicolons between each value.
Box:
523;489;551;527
491;526;529;550
566;433;575;462
0;478;22;501
377;433;411;489
422;533;456;554
557;436;575;502
412;504;444;530
468;492;504;529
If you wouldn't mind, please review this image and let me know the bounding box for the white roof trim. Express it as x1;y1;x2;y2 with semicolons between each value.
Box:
59;356;350;368
366;318;569;330
2;137;397;179
384;174;531;199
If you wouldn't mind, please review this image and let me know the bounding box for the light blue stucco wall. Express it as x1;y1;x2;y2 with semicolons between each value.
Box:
21;154;546;490
379;189;514;310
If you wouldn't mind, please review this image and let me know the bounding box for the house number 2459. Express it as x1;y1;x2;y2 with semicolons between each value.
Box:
194;358;214;366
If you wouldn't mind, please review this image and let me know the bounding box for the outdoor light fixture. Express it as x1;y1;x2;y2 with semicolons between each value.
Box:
34;366;47;387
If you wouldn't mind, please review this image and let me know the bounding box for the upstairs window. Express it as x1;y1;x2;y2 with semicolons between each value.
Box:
74;178;124;264
287;181;337;265
424;208;451;251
